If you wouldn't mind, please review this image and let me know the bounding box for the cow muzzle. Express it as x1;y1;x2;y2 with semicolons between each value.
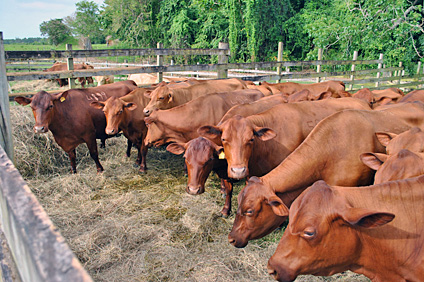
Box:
143;108;151;116
228;233;248;248
229;166;248;179
267;259;296;282
186;184;205;195
34;125;48;133
106;128;118;135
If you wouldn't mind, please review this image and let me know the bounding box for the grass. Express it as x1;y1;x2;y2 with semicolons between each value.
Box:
9;80;371;282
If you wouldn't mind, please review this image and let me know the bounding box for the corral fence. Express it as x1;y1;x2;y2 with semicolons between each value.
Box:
1;29;424;281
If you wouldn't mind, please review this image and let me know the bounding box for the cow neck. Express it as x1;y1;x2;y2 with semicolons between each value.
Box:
333;177;424;276
48;97;74;134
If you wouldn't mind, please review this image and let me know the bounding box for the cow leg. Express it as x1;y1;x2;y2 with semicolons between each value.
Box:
67;149;77;174
100;138;106;149
220;179;233;218
85;138;104;173
126;139;132;158
136;142;148;173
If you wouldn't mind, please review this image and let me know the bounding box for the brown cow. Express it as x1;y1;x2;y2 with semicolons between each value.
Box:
44;62;94;88
166;94;287;216
166;137;235;216
352;87;404;108
144;89;264;147
90;87;152;172
143;78;248;116
361;149;424;184
228;102;424;248
14;80;138;173
199;97;371;180
260;80;350;97
267;177;424;282
375;126;424;155
397;89;424;103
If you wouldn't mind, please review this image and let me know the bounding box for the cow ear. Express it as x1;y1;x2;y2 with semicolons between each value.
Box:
90;101;105;109
166;143;186;155
198;125;222;139
14;96;32;106
341;207;395;229
376;132;398;147
254;127;277;141
360;153;388;171
144;90;153;98
267;195;289;217
168;93;173;103
124;102;137;111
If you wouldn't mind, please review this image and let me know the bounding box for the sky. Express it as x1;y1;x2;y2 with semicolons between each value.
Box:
0;0;105;39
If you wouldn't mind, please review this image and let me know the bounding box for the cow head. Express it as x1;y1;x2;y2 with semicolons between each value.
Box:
376;127;424;155
143;85;173;116
90;96;137;135
198;116;276;179
267;180;395;281
361;150;424;184
228;176;289;248
167;137;223;195
15;91;66;133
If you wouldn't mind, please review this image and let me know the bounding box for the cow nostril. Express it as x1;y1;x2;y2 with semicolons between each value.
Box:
228;237;236;245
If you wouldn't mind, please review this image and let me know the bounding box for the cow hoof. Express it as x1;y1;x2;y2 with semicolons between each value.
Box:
221;210;230;218
133;163;139;168
138;167;147;173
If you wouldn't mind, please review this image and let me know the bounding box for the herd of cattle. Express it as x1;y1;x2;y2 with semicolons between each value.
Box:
14;68;424;281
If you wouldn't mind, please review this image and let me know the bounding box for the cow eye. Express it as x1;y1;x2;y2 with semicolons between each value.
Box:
117;110;123;115
48;105;53;109
302;228;316;239
159;97;165;100
221;138;225;142
245;210;254;216
249;137;254;142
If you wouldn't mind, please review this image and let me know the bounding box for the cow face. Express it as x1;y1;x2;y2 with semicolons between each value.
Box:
91;97;136;135
143;85;173;116
198;116;276;179
361;150;424;184
167;137;223;195
228;177;289;248
15;91;64;133
267;180;394;281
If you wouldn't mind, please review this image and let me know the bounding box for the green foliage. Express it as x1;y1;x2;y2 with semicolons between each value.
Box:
39;19;72;45
67;0;105;44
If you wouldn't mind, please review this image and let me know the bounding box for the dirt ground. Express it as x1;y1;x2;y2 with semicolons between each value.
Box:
9;81;371;282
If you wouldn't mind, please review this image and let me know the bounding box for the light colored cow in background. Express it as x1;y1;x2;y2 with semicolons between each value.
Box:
94;75;115;86
127;73;187;86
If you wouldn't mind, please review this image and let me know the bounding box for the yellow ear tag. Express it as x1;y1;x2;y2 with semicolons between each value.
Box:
60;97;66;102
218;151;226;159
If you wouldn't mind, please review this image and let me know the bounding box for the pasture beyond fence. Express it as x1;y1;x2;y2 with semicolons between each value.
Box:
1;29;424;281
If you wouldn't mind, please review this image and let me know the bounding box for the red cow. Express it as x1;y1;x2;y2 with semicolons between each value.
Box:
228;102;424;248
361;149;424;183
375;126;424;155
166;94;287;216
260;80;350;97
352;88;403;108
268;177;424;282
14;80;137;173
143;89;264;147
43;62;94;88
90;87;153;172
143;78;248;116
199;97;371;180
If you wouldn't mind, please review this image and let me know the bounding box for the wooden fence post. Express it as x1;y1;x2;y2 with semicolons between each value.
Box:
0;32;14;163
66;44;76;89
348;51;358;91
375;53;384;88
218;42;229;79
316;48;323;83
276;42;283;83
417;62;421;74
398;62;403;85
157;42;163;83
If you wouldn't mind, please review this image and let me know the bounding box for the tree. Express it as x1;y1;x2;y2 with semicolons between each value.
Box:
68;0;105;44
39;19;72;45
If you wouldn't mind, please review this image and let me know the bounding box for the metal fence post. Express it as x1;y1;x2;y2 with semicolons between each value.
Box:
375;53;384;88
0;32;14;163
276;42;283;83
348;51;358;91
316;48;323;83
218;42;229;79
66;44;75;89
157;42;163;83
